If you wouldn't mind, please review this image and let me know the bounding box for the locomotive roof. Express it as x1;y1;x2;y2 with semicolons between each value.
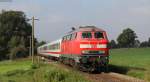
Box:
68;26;105;34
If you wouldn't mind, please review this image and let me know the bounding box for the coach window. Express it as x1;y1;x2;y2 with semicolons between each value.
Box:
94;32;104;39
57;43;60;49
82;32;92;38
44;46;47;50
48;45;51;50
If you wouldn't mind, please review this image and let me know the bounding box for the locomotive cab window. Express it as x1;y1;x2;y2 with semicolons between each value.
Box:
94;32;104;39
82;32;92;38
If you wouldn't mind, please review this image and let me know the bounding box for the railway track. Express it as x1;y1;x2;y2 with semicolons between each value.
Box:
43;58;147;82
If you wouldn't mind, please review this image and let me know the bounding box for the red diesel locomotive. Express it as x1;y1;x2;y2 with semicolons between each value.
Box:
38;26;109;72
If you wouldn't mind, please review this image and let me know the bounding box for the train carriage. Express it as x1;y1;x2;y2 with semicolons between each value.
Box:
38;39;61;58
38;26;109;72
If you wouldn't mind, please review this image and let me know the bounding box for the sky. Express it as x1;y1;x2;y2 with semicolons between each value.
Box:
0;0;150;42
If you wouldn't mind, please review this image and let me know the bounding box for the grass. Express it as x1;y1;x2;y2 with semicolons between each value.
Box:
110;48;150;81
0;59;90;82
0;48;150;82
0;59;32;74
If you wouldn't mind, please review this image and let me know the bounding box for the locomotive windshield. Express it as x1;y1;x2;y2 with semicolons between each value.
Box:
82;32;92;38
94;32;104;39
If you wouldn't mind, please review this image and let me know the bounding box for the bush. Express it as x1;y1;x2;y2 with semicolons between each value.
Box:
30;64;40;69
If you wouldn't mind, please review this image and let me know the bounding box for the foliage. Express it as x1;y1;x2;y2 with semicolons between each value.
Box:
134;40;140;48
36;41;46;47
0;10;32;60
140;38;150;48
117;28;137;48
30;63;40;69
140;41;149;47
148;38;150;47
108;40;118;49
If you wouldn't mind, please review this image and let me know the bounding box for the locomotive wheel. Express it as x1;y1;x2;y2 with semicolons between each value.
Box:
74;62;80;70
104;64;109;73
100;64;109;73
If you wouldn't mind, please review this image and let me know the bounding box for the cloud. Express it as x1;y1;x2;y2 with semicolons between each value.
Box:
46;15;66;24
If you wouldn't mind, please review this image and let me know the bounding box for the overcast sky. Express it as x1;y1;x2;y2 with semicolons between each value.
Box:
0;0;150;42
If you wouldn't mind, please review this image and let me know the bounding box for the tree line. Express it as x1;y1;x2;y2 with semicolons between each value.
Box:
109;28;150;49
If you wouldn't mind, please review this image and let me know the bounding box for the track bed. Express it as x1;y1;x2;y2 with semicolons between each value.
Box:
45;59;146;82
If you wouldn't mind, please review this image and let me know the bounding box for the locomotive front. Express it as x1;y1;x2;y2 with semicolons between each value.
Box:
78;27;109;72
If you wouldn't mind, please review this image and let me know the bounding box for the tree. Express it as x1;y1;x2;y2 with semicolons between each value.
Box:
109;40;117;49
0;10;32;60
37;41;46;47
8;36;27;60
134;40;140;48
117;28;137;48
140;38;150;48
34;40;46;54
148;38;150;47
140;41;149;47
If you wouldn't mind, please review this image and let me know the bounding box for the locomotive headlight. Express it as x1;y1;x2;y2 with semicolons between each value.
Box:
98;50;105;54
97;44;107;48
80;44;92;48
82;50;89;54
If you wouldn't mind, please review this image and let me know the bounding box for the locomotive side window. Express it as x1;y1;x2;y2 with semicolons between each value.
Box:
66;35;71;40
62;37;65;41
69;34;72;40
62;36;67;41
94;32;104;39
71;33;77;40
82;32;92;38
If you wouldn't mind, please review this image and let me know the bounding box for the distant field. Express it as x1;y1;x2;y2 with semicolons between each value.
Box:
110;48;150;81
0;59;89;82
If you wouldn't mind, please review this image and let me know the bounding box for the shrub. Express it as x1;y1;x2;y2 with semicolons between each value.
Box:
30;64;40;69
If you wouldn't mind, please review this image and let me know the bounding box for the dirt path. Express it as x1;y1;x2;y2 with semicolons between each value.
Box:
84;72;146;82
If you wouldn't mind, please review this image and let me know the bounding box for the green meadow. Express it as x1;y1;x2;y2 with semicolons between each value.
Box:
110;48;150;81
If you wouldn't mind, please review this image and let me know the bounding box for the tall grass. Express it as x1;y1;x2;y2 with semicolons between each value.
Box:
0;60;90;82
